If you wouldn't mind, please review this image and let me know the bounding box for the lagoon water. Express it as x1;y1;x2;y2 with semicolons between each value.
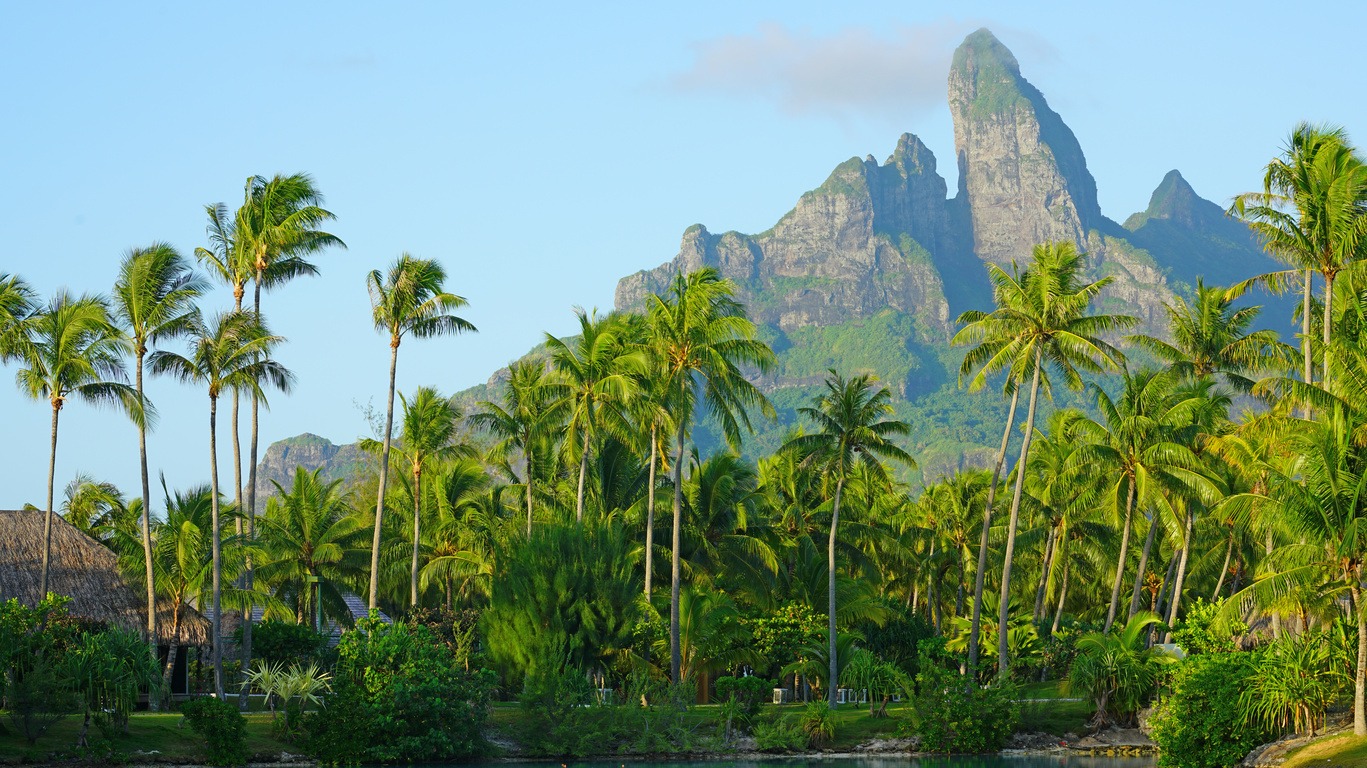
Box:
476;758;1156;768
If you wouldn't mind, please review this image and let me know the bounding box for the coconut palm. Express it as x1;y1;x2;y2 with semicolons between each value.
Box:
470;360;564;536
0;273;35;359
1130;279;1289;392
253;467;369;628
954;241;1134;677
645;267;775;683
151;483;231;695
361;386;462;606
680;451;778;590
544;309;644;523
419;457;496;608
149;309;291;698
366;254;475;610
111;243;205;640
15;291;142;599
782;370;912;706
1232;123;1367;391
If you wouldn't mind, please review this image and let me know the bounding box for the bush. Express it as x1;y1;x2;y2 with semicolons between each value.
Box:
0;596;81;744
181;698;248;767
1241;631;1346;737
1150;652;1271;768
1067;613;1171;728
514;665;698;756
753;714;808;752
1170;599;1245;655
304;616;495;763
800;701;836;746
715;675;773;721
241;621;329;668
912;639;1018;753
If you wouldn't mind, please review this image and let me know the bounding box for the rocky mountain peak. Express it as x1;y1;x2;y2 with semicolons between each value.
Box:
1126;170;1202;228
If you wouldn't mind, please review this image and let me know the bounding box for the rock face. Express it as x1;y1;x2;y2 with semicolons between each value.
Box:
250;433;368;501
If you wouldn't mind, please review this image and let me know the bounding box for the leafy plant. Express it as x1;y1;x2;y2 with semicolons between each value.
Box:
912;639;1018;753
181;697;248;767
1066;612;1172;728
800;701;837;746
1149;652;1271;768
1241;631;1346;736
1170;598;1245;655
753;714;809;752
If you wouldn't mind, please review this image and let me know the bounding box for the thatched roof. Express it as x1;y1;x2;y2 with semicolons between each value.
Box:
0;509;210;646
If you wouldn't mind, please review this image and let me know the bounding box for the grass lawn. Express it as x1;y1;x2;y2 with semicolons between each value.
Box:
1015;680;1091;736
1282;732;1367;768
0;711;295;764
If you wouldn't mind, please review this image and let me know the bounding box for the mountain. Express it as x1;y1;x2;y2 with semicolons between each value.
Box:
257;28;1287;488
251;433;371;502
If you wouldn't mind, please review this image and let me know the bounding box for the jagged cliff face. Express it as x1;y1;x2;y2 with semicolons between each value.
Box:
250;433;368;501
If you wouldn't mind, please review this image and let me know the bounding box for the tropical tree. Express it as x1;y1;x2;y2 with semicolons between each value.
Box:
366;254;475;610
149;309;291;698
0;273;35;358
253;467;369;628
470;360;563;536
781;370;912;706
15;291;142;599
954;241;1134;677
645;267;775;683
111;243;205;640
1067;612;1170;729
544;309;643;523
419;457;496;608
361;386;461;606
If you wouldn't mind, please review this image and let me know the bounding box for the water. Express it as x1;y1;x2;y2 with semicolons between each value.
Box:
464;758;1155;768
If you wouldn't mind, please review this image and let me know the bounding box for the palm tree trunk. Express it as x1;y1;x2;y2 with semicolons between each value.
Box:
241;284;263;712
1051;551;1070;635
1105;478;1138;632
1322;272;1335;388
135;353;156;641
670;423;686;684
411;465;422;607
1163;509;1194;642
39;402;60;600
161;608;181;702
1129;510;1159;619
575;429;590;523
998;353;1041;679
1353;582;1366;736
1212;527;1234;600
827;477;844;708
370;342;400;610
955;553;966;617
645;425;657;597
1033;525;1057;620
1303;269;1313;390
968;386;1019;676
208;394;224;700
525;447;534;537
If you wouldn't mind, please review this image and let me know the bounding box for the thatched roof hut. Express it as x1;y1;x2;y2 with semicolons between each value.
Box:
0;509;210;646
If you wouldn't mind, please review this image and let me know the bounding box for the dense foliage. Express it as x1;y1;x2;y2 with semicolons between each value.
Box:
1150;652;1270;768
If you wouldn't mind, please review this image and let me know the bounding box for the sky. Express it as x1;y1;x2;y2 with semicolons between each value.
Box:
2;1;1365;511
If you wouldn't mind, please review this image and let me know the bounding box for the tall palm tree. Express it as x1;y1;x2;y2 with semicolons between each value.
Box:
112;244;205;640
646;267;775;683
361;386;462;606
366;254;475;610
15;292;142;599
1131;280;1289;392
628;325;677;598
470;360;564;536
680;451;779;590
782;370;911;706
149;309;291;698
253;467;368;628
0;273;35;359
953;241;1134;678
419;457;496;609
1233;123;1367;392
544;309;644;523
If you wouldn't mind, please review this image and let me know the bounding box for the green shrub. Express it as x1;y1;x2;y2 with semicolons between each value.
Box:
181;697;248;767
753;714;809;752
1241;631;1346;737
1170;599;1245;656
514;665;698;756
241;621;329;668
1150;652;1271;768
0;596;81;744
800;701;836;746
1067;612;1172;728
912;640;1018;753
714;675;773;720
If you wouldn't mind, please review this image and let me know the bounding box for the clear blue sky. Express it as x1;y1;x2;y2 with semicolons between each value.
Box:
2;1;1363;511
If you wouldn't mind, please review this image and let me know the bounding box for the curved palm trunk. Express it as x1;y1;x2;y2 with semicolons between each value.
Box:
208;394;224;700
39;402;60;599
1033;525;1057;620
968;386;1019;676
1303;269;1313;390
575;429;590;523
136;353;156;641
670;423;685;684
1212;527;1234;600
998;355;1041;679
1105;479;1137;632
827;477;844;708
161;605;182;703
1128;509;1159;620
370;342;400;610
1051;549;1070;636
645;425;657;597
1323;272;1335;388
411;463;422;607
1163;509;1194;642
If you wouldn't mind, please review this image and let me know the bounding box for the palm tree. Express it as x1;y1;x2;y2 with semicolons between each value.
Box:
15;292;142;599
419;457;496;609
646;267;775;683
544;309;644;523
1130;279;1289;392
680;451;779;590
1233;123;1367;392
149;309;291;698
954;241;1134;678
782;370;911;706
366;254;475;610
253;467;369;628
111;244;205;640
469;360;563;536
150;483;230;697
0;273;35;359
362;386;462;606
